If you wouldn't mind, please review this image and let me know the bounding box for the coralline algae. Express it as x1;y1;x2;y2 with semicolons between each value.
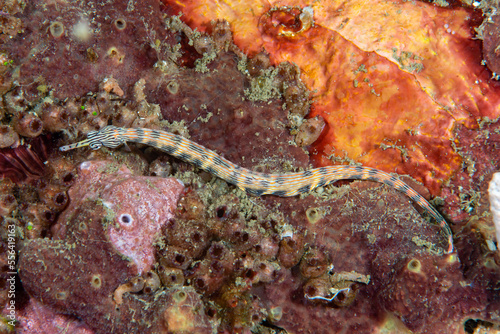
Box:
17;160;195;333
52;160;184;273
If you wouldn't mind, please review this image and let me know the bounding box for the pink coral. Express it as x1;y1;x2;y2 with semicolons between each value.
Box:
53;160;184;273
17;161;192;333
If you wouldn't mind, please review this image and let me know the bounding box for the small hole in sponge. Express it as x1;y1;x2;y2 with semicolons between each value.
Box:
195;278;205;289
49;21;65;38
114;18;126;30
119;214;133;224
90;275;102;289
54;192;68;207
206;308;217;317
407;258;422;273
166;81;179;95
55;291;67;300
44;210;56;222
174;253;185;265
62;172;74;185
216;206;227;219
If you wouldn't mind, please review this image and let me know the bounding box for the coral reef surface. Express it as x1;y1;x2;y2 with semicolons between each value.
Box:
0;0;498;333
18;160;188;333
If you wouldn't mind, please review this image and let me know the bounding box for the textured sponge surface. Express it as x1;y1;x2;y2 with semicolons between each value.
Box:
489;173;500;245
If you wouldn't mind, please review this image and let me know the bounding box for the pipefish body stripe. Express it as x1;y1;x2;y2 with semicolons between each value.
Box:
60;125;454;254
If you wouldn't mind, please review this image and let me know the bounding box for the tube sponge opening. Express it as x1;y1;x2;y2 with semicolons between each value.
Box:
488;173;500;248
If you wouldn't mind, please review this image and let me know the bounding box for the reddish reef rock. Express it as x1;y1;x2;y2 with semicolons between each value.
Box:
2;0;500;333
17;161;201;333
255;182;499;334
165;0;500;195
1;0;165;100
51;160;184;273
377;254;485;333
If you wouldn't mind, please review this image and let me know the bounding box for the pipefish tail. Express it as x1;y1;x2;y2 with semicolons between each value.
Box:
60;125;454;254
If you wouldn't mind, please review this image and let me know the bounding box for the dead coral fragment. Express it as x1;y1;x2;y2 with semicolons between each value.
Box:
0;194;17;216
161;286;212;333
0;1;24;43
295;116;325;147
247;51;270;76
304;270;370;307
101;77;124;97
329;280;359;307
158;266;185;288
39;183;69;211
193;34;215;55
244;67;282;102
304;276;332;301
284;83;310;117
299;245;330;279
41;105;71;132
278;226;306;268
330;270;371;285
113;276;145;305
211;20;233;52
113;270;161;302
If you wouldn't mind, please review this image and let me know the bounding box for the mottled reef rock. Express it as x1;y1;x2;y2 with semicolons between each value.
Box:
1;0;499;333
17;163;499;333
18;160;192;333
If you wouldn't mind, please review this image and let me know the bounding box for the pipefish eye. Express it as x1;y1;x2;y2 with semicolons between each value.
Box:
89;142;102;150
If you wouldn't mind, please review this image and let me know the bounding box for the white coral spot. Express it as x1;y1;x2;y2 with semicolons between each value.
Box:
488;173;500;249
72;20;92;42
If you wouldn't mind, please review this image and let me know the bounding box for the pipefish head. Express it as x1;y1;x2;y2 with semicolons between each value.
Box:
59;125;127;151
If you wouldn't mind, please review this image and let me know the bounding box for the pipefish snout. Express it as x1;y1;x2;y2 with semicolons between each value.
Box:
60;125;455;254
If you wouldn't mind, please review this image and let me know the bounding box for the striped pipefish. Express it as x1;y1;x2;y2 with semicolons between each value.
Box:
60;125;454;254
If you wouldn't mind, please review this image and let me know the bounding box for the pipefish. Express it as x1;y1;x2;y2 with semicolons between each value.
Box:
60;125;454;253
